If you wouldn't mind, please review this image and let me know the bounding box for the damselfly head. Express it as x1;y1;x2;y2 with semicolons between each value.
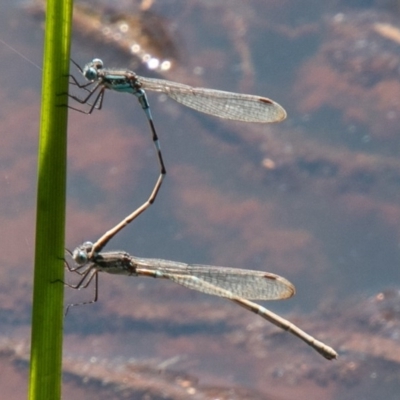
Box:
72;241;93;265
83;58;104;81
72;249;88;265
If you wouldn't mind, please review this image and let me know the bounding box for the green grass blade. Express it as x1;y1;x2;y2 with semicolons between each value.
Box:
29;0;73;399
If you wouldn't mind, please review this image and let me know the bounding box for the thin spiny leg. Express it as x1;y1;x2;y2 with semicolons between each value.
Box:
64;261;90;275
70;58;84;73
67;58;98;95
58;77;98;110
65;270;99;315
66;60;89;92
68;83;104;111
67;59;104;108
64;267;97;290
64;247;100;314
68;74;95;93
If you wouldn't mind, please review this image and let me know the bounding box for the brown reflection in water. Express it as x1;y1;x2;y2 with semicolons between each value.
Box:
2;289;400;399
2;1;400;399
170;164;326;276
293;10;400;140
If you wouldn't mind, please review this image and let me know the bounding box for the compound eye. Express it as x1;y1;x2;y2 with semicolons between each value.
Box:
84;66;98;81
73;249;88;265
92;58;104;69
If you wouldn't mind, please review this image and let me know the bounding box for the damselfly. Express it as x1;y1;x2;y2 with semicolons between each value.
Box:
65;241;337;360
68;58;287;123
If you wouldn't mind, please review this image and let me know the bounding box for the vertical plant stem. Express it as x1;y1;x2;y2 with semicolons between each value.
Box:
29;0;73;399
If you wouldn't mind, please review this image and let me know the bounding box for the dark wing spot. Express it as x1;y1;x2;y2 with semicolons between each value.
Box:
258;97;274;105
264;273;277;280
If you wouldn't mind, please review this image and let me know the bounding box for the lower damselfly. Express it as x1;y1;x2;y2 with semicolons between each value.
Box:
65;241;337;360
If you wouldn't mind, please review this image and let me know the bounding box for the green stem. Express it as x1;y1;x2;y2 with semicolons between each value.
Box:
29;0;73;399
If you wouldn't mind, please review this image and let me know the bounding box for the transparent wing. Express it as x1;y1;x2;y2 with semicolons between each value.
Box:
138;77;287;123
134;258;295;300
